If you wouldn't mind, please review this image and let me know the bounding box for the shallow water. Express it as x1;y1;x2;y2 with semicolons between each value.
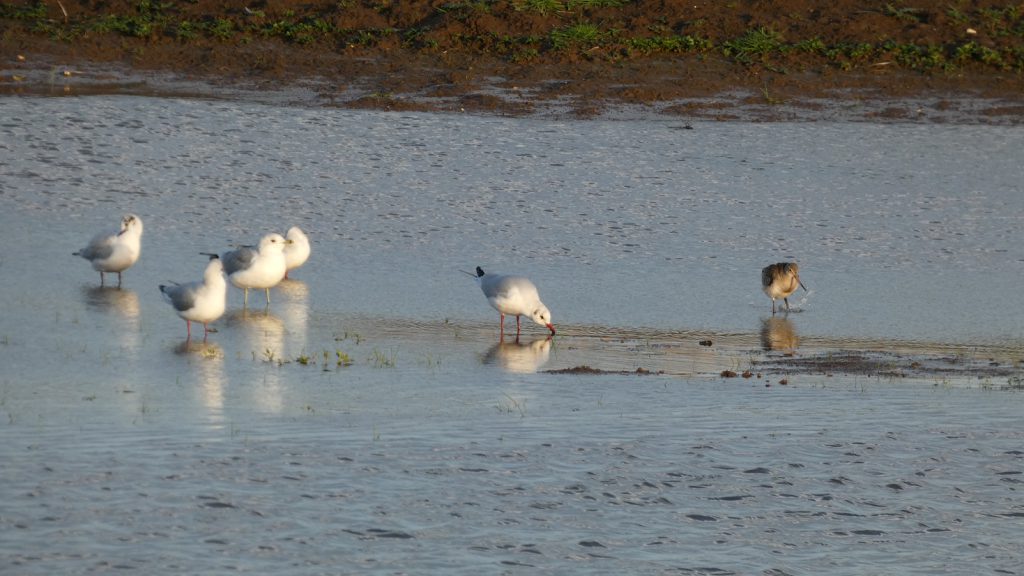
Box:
1;95;1023;574
3;96;1024;341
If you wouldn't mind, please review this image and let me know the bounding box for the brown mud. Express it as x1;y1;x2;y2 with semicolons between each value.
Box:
539;328;1023;384
545;365;664;375
754;350;1024;383
3;0;1024;121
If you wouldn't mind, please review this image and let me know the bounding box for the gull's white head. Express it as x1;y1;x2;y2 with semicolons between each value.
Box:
284;226;311;272
286;226;308;245
530;304;556;335
204;256;225;279
119;214;143;236
258;233;287;254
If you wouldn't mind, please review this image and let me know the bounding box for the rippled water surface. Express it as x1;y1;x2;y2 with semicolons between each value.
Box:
1;95;1023;574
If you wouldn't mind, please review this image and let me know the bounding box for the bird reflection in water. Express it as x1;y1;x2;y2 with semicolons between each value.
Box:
275;278;310;351
174;339;223;356
483;336;553;374
81;285;141;319
81;286;141;350
224;308;286;352
173;340;226;420
275;278;309;300
225;308;285;413
760;316;800;352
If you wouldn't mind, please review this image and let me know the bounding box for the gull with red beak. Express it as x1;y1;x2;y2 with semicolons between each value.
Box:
471;266;555;337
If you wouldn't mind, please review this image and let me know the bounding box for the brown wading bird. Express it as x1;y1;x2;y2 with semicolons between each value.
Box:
761;262;807;314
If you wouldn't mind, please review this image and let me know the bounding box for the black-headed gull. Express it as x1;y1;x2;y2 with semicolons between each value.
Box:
73;214;144;287
761;262;807;314
283;226;310;279
473;266;555;336
219;233;288;307
160;255;228;341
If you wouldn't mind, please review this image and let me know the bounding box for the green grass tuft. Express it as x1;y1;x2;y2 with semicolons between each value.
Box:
723;27;785;62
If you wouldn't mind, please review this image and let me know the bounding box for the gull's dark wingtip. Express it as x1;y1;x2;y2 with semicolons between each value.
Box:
475;266;485;277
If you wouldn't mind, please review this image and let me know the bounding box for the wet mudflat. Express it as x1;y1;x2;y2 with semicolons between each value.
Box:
1;94;1023;574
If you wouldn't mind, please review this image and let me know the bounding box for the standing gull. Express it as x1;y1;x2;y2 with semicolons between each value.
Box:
160;255;228;341
761;262;807;314
73;214;144;287
283;226;311;279
472;266;555;336
219;233;288;307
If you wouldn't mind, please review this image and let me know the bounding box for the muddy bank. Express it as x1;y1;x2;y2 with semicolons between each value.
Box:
3;1;1024;121
753;350;1024;385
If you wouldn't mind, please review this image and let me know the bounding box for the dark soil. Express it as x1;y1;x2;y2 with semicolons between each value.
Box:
4;0;1024;120
545;365;663;375
755;351;1024;383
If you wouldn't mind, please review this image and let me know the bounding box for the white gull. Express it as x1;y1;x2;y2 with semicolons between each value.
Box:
73;214;144;287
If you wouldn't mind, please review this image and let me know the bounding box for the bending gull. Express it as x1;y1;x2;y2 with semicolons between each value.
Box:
471;266;555;337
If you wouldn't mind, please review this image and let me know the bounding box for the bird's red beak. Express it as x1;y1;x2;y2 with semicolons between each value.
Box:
546;323;556;335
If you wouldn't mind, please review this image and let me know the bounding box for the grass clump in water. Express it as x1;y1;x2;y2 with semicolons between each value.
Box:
370;347;397;368
334;350;353;367
496;393;527;417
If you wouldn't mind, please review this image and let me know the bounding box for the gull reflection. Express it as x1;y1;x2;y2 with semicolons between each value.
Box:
81;285;140;319
484;336;553;373
760;316;800;352
276;278;309;353
276;278;309;300
225;309;285;413
225;308;286;352
81;285;141;350
175;340;226;419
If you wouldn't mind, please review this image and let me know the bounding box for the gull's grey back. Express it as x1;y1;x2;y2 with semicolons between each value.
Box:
76;233;114;261
160;282;197;312
222;247;256;275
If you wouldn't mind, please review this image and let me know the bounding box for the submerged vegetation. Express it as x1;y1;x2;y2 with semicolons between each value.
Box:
2;0;1024;72
257;347;355;370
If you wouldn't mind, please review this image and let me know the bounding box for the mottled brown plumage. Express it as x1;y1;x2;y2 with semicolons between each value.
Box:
761;262;807;314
